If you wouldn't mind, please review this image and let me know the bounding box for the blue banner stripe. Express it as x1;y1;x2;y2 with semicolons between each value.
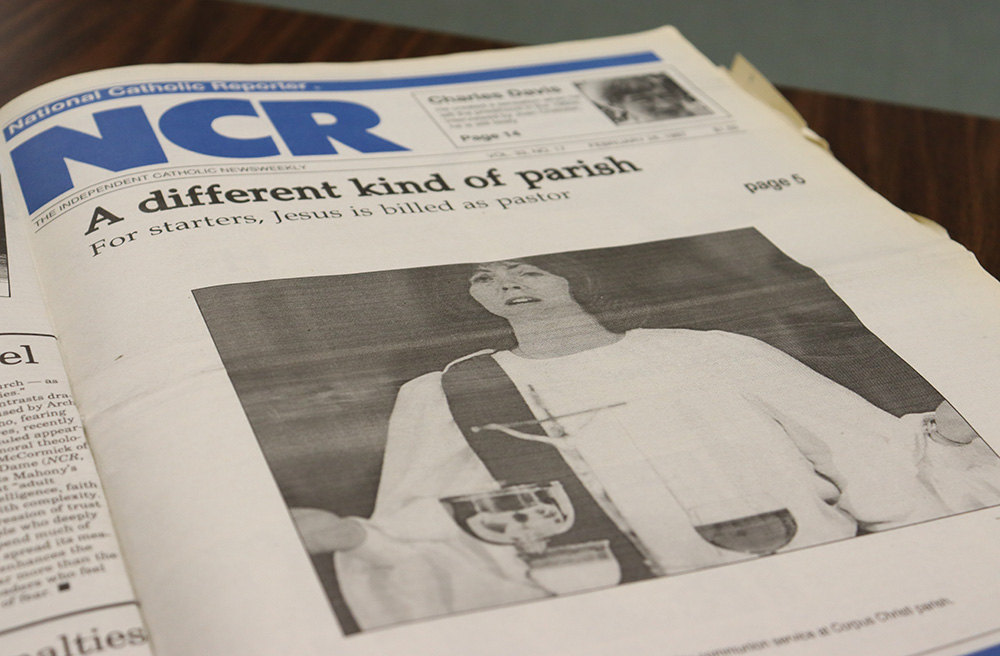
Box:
305;52;661;90
4;51;660;140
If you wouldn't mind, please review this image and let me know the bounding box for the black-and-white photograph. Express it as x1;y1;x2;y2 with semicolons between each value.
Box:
194;229;1000;634
576;72;713;124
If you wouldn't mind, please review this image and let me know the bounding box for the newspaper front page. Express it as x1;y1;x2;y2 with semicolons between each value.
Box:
2;26;1000;656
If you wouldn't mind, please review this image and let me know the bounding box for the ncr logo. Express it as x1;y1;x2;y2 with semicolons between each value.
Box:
10;99;408;213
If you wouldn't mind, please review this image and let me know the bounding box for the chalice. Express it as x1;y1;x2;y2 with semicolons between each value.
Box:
442;481;621;594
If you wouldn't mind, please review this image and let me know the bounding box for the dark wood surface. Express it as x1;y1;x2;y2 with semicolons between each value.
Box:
783;88;1000;278
2;0;998;277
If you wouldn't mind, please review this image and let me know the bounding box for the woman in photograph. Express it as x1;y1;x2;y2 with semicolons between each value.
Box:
293;257;1000;629
584;73;713;124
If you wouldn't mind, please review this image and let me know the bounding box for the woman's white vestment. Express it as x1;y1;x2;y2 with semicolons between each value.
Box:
334;329;1000;629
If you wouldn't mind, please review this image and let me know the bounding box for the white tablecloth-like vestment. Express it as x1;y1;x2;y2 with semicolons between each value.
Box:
335;329;1000;629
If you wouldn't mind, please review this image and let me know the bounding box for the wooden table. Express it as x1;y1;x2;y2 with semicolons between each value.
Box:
3;0;998;278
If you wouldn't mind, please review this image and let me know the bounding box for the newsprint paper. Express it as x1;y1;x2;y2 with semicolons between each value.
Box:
1;26;1000;656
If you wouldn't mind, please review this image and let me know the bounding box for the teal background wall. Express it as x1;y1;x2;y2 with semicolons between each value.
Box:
237;0;1000;119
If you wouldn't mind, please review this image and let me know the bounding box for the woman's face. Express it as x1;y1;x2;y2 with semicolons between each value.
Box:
618;87;687;121
468;261;579;319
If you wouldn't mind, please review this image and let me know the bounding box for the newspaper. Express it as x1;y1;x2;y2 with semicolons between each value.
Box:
1;25;1000;656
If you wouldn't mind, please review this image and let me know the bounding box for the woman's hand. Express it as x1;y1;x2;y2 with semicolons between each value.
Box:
290;507;367;554
931;400;977;445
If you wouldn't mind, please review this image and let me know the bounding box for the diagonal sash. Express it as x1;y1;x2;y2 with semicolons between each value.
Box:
441;353;656;584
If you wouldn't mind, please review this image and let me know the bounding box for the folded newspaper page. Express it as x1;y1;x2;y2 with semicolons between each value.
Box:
0;180;151;653
2;25;1000;656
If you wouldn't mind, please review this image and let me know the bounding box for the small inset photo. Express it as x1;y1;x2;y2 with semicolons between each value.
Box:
576;72;713;124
